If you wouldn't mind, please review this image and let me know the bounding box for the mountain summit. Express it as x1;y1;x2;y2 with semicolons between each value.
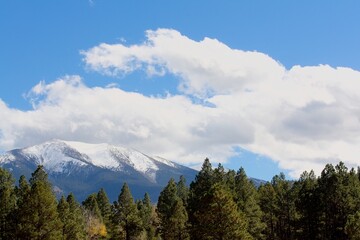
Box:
0;139;197;201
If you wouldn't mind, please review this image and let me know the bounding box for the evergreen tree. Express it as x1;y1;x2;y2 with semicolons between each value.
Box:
66;193;86;240
58;195;70;238
235;167;265;239
83;193;102;221
193;183;251;240
271;173;297;240
318;162;360;240
97;188;112;228
18;165;62;240
177;175;189;207
112;183;142;240
0;168;16;240
138;193;158;240
14;175;31;239
157;178;189;240
83;193;107;239
258;182;277;240
294;170;321;239
345;211;360;240
188;158;214;237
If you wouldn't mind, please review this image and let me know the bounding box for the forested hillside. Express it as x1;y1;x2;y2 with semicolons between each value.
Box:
1;159;360;239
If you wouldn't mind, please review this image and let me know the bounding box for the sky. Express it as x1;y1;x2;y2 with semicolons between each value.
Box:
1;1;360;180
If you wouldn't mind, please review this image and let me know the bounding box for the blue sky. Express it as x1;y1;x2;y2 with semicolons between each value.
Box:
1;1;360;180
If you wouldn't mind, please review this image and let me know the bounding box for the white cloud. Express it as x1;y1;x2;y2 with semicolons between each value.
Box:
1;29;360;178
0;75;253;167
80;29;360;177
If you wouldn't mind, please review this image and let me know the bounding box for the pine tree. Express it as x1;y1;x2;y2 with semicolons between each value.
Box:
58;195;70;238
193;183;251;239
17;165;62;240
177;175;189;207
188;158;214;237
14;175;31;239
318;162;360;240
294;170;321;239
138;193;158;240
112;183;142;240
97;188;112;228
66;193;86;240
258;182;277;240
83;193;107;239
0;168;16;240
345;211;360;240
157;178;189;240
235;167;265;239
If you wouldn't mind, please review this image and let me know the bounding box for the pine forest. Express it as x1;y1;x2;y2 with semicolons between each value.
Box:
1;159;360;240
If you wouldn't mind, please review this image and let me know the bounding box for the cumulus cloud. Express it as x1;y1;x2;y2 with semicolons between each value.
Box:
0;75;253;166
1;29;360;178
80;29;360;177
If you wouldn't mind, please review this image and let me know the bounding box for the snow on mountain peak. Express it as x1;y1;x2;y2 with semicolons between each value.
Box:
0;139;178;182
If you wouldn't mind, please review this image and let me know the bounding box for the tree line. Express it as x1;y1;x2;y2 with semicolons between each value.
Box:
1;159;360;239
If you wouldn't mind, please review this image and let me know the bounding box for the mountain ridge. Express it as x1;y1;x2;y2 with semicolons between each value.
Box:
0;139;198;201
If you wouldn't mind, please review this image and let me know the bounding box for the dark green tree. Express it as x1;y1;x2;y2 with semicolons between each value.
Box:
294;170;321;239
97;188;112;228
66;193;86;240
318;162;360;240
177;175;189;206
157;178;189;240
345;211;360;240
112;183;142;240
18;165;62;239
258;182;277;240
235;167;265;239
138;193;158;240
0;168;16;240
193;183;251;239
188;158;214;237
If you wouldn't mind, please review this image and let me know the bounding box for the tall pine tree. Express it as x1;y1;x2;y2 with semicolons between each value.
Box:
0;168;16;240
18;165;62;240
112;183;142;240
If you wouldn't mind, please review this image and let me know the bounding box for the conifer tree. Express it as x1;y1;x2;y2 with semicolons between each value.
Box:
112;183;142;240
258;182;277;240
177;175;189;206
188;158;214;235
66;193;86;240
294;170;321;239
193;183;251;240
58;195;70;238
97;188;112;228
235;167;265;239
83;193;107;239
0;168;16;240
345;211;360;240
18;165;62;239
138;193;158;240
157;178;189;240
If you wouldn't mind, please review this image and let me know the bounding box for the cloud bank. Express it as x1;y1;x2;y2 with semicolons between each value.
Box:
2;29;360;177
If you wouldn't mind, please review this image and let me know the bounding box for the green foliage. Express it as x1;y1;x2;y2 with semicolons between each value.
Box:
138;193;158;240
2;160;360;240
235;167;265;239
97;188;112;229
18;165;62;239
177;175;189;206
157;178;189;240
193;183;251;240
0;168;16;239
112;183;142;240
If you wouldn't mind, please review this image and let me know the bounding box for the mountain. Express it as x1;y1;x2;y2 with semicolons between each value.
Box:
0;139;197;201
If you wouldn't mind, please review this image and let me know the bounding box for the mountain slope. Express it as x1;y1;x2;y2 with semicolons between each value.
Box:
0;140;197;201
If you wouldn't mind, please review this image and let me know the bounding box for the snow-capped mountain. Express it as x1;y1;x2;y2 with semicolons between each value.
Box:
0;140;197;201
